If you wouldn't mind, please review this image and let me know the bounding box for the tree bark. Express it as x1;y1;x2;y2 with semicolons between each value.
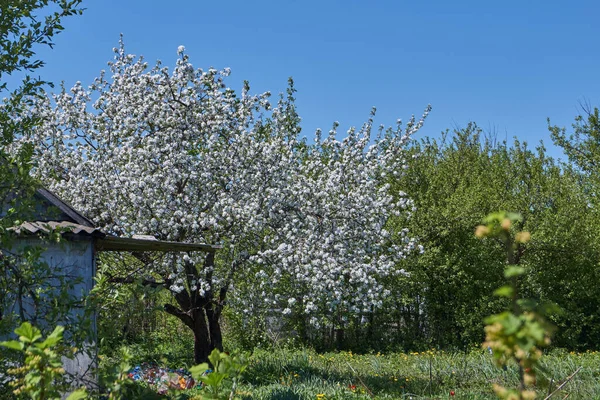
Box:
206;306;223;353
165;302;217;364
160;251;232;364
192;308;211;364
112;250;230;364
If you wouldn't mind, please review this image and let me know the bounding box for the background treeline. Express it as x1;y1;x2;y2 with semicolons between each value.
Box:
97;112;600;360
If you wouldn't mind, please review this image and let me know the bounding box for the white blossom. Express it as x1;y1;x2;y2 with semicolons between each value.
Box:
16;41;430;327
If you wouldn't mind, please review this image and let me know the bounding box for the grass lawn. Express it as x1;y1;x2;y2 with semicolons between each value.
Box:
123;347;600;399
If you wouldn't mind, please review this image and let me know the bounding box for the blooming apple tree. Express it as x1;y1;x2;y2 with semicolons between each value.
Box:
21;39;429;361
240;114;429;332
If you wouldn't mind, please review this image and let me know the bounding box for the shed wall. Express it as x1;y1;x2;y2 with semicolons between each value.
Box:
1;237;97;384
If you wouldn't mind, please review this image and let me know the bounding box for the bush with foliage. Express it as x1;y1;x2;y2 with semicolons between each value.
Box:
0;322;87;400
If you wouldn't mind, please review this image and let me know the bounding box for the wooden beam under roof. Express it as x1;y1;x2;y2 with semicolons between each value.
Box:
95;235;221;253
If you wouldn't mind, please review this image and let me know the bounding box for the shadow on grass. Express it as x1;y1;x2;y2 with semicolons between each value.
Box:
243;358;436;398
249;388;302;400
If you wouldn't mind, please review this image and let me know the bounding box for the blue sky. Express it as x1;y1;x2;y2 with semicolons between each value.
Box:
18;0;600;160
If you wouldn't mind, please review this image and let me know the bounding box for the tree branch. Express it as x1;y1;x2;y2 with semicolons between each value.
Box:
164;303;193;328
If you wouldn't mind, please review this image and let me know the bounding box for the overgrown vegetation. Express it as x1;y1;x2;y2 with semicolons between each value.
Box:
3;1;600;399
0;322;87;399
96;346;600;399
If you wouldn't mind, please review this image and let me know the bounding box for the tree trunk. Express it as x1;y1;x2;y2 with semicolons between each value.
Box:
164;305;210;364
206;306;223;353
335;327;345;350
165;301;225;364
163;252;229;364
192;308;211;364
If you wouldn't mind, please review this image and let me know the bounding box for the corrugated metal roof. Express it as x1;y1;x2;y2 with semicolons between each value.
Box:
11;221;221;252
10;221;106;237
8;186;220;253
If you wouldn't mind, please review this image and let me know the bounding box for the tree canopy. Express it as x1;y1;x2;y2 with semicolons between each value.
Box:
21;41;430;361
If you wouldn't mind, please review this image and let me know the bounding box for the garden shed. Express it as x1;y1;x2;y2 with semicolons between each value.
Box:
1;187;220;383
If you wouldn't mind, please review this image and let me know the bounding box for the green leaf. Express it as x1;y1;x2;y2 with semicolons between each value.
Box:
485;311;508;325
0;340;24;351
26;374;41;385
199;372;227;387
14;322;42;343
505;212;523;222
517;298;538;311
208;348;222;368
189;363;210;380
65;388;88;400
483;212;505;223
494;285;514;298
527;322;546;342
502;313;522;335
41;325;65;347
504;266;525;278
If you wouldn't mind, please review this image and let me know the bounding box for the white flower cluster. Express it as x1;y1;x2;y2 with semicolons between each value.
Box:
250;109;430;320
19;41;430;325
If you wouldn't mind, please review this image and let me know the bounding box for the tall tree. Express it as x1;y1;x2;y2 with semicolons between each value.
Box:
23;41;429;362
549;104;600;174
549;104;600;197
0;0;84;333
548;106;600;348
385;124;596;349
1;0;83;146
